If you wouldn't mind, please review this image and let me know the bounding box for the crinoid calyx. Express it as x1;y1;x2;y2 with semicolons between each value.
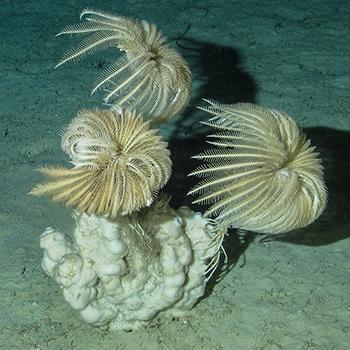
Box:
55;9;192;123
188;100;327;235
30;108;172;217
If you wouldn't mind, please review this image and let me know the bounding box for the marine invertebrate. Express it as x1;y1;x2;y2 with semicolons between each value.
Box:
55;9;192;123
30;107;172;217
39;196;216;330
189;100;327;234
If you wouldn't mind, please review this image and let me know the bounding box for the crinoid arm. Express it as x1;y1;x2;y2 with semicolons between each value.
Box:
200;222;228;281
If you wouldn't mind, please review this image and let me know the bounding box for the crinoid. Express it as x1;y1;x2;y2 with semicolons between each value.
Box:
189;100;328;235
55;9;192;123
188;100;328;275
30;108;172;217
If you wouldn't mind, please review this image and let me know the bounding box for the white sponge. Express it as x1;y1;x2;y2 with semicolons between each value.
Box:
40;199;215;330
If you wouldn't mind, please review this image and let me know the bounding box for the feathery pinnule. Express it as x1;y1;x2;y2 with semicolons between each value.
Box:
189;100;327;234
30;108;172;217
55;9;192;123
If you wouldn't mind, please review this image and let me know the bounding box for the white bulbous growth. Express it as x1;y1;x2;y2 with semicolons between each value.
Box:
40;199;215;330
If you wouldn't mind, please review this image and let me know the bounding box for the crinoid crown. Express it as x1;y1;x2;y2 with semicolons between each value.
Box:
56;9;192;123
189;100;328;234
30;108;172;217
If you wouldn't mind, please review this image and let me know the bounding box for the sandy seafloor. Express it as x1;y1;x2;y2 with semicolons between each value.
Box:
0;0;349;349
